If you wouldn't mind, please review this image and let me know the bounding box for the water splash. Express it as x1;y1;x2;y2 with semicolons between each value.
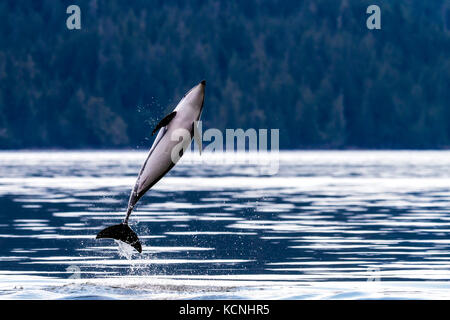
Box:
114;240;135;260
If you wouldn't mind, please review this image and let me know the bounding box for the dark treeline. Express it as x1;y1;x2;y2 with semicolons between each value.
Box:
0;0;449;149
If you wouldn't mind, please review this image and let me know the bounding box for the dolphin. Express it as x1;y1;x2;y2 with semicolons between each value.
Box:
96;80;206;253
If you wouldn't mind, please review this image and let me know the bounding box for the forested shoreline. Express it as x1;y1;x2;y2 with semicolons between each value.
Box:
0;0;449;149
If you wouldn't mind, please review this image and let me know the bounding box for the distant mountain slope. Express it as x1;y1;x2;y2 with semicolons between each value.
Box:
0;0;449;149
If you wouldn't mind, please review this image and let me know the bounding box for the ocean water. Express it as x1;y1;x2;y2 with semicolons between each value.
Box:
0;150;450;299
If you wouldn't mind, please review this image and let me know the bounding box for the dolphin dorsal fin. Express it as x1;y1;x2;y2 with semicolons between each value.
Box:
152;111;177;135
193;121;202;155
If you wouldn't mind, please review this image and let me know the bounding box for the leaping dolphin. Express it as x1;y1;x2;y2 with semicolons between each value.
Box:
96;81;206;253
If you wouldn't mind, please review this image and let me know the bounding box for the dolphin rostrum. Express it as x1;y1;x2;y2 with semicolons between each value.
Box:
96;81;206;253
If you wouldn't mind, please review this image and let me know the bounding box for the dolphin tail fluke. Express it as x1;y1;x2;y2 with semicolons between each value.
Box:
96;223;142;253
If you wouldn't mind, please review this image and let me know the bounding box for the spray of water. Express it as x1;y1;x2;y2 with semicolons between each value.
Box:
114;240;135;260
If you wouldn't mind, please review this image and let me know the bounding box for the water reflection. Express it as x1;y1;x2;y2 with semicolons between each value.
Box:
0;151;449;298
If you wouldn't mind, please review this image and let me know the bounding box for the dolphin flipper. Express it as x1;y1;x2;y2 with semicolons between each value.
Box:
96;223;142;253
152;111;177;135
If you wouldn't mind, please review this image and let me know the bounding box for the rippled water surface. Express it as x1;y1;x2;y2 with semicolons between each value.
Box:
1;151;450;299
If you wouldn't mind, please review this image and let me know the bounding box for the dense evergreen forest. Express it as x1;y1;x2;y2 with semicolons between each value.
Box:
0;0;449;149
